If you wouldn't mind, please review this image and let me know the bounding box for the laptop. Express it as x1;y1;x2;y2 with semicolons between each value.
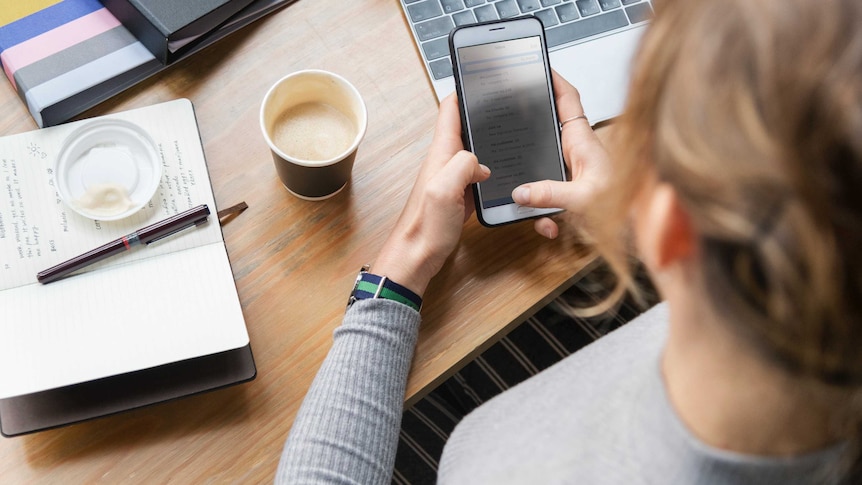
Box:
400;0;653;125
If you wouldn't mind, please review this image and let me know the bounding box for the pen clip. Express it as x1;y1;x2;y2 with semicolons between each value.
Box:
138;204;210;245
145;216;208;245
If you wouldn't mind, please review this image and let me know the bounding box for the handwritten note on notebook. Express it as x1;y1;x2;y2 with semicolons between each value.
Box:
0;99;249;399
1;100;222;290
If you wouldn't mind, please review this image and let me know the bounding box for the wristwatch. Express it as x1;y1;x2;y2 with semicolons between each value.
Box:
347;264;422;311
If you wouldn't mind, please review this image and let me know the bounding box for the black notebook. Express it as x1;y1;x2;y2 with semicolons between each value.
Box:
0;99;255;437
100;0;257;63
0;345;256;437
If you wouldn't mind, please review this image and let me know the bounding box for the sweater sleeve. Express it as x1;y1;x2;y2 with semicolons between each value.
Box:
275;298;421;484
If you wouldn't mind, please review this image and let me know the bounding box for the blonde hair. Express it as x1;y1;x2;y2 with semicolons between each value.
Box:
592;0;862;475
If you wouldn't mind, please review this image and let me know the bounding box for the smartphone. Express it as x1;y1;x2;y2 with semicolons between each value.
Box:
449;16;566;227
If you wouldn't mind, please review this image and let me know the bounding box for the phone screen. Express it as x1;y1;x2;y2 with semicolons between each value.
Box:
458;36;562;209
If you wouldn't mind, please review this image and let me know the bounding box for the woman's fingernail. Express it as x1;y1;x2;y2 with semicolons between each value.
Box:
480;164;491;176
512;186;530;203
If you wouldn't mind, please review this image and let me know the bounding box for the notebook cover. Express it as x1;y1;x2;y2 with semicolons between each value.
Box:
0;344;256;437
100;0;256;63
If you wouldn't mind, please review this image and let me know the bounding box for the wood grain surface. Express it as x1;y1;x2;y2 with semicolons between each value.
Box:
0;1;595;482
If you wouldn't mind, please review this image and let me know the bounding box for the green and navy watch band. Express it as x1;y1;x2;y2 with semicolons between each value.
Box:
348;266;422;311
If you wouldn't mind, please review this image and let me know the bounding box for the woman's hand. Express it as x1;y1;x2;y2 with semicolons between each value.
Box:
512;71;612;239
373;94;490;296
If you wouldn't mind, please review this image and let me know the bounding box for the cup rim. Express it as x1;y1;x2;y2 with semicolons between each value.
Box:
260;69;368;168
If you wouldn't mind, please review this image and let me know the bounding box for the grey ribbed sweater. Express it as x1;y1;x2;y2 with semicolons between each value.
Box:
276;300;842;484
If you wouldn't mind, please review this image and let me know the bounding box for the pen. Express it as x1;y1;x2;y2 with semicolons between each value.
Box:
37;204;211;284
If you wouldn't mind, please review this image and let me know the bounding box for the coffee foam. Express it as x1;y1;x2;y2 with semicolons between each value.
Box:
272;102;357;162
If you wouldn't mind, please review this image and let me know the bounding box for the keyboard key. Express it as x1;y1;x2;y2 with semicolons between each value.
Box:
534;8;559;27
465;0;485;6
545;9;628;47
422;37;450;60
555;3;579;22
598;0;621;10
475;4;499;21
540;0;562;6
625;2;652;23
429;58;453;79
404;0;423;4
576;0;600;16
415;15;455;41
517;0;541;13
621;0;640;4
453;9;477;25
495;0;521;18
441;0;466;13
408;0;443;22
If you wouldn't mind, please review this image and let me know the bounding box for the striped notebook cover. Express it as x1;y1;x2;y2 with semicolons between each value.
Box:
0;0;159;128
0;0;295;129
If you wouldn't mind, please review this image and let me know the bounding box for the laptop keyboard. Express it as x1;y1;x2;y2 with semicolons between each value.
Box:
403;0;653;81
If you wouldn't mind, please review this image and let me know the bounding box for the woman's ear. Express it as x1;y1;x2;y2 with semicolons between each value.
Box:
635;182;696;271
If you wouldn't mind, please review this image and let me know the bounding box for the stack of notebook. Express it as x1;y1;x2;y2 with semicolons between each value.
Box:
0;0;294;128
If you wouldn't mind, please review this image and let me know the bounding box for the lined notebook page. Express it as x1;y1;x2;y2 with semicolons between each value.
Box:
0;244;248;398
0;98;222;291
0;99;248;399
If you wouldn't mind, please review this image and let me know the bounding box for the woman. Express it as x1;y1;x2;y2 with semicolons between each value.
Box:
277;0;861;482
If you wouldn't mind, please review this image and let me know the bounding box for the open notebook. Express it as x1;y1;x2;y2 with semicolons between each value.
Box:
0;99;254;436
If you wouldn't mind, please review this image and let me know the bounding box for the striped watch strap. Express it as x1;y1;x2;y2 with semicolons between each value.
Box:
348;268;422;311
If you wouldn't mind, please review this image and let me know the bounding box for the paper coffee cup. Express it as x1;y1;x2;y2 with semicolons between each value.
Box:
260;70;367;200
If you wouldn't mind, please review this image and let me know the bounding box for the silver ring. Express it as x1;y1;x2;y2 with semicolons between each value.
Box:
559;114;588;129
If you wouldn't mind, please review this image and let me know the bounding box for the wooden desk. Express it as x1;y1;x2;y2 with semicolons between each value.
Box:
0;0;593;481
